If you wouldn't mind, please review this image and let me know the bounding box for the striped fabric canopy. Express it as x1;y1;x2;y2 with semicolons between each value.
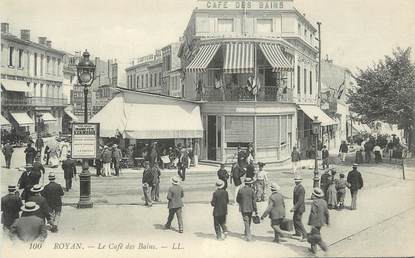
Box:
259;43;293;72
224;42;255;74
186;44;221;72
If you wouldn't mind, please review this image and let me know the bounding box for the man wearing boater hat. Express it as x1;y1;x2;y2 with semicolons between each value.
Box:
26;185;52;226
307;188;329;254
1;185;23;231
210;180;229;240
261;183;286;243
236;177;258;241
164;176;184;233
17;164;38;201
347;163;364;210
9;202;47;242
290;175;307;241
62;153;77;191
42;173;64;232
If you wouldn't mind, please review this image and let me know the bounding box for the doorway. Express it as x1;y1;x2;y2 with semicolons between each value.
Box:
207;115;217;160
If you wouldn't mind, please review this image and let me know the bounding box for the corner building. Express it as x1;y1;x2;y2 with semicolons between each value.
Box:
179;0;328;163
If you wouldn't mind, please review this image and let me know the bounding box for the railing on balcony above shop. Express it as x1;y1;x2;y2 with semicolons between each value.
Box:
201;86;293;102
1;96;68;106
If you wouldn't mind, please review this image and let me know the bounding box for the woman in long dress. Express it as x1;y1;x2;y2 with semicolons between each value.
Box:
59;140;70;162
326;169;338;209
48;138;60;168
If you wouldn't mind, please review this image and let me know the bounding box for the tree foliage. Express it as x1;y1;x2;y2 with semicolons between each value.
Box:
348;47;415;131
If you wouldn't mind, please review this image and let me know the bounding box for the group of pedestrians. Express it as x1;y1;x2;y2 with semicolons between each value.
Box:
96;144;123;177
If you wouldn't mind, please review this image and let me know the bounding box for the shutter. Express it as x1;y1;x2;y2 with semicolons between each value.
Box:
257;116;278;147
280;115;287;145
288;115;292;133
225;116;253;143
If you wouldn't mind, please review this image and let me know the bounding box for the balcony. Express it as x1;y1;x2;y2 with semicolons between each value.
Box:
201;86;293;102
2;97;68;107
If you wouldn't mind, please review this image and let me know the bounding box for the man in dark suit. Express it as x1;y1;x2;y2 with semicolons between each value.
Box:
290;175;307;241
9;202;47;242
261;183;286;243
112;144;122;176
26;185;52;226
308;188;329;254
42;173;64;232
31;154;45;185
347;164;364;210
236;178;257;241
151;163;161;202
217;163;229;190
177;148;189;181
320;169;331;201
211;180;229;240
165;176;184;233
231;162;245;204
62;154;77;191
245;159;255;179
17;164;38;201
1;185;23;231
24;143;37;165
142;161;154;207
2;140;14;169
35;135;44;155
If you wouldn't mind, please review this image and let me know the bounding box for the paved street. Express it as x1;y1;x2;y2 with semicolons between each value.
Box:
1;147;415;257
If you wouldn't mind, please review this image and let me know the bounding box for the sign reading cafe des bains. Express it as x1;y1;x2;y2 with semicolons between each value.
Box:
71;123;100;159
198;0;291;10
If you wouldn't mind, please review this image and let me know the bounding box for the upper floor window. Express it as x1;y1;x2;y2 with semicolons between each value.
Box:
217;19;234;33
297;65;301;95
304;29;307;39
145;74;148;88
297;23;301;35
18;49;23;68
303;68;307;94
309;71;313;94
256;19;273;33
34;53;38;76
46;56;50;74
57;59;61;75
9;46;14;66
150;74;153;88
40;55;44;75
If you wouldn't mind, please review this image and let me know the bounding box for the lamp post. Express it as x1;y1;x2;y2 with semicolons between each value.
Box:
312;116;321;188
76;50;96;208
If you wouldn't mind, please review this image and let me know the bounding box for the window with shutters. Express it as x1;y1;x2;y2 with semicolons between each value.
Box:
257;19;273;33
225;116;253;146
280;115;287;145
217;19;234;33
309;71;313;94
257;116;278;147
297;65;301;95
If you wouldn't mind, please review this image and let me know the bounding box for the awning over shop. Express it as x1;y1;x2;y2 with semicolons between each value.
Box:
10;112;34;126
64;109;79;122
40;112;56;122
298;105;337;126
1;79;30;92
1;115;11;128
186;43;221;72
224;42;255;74
259;43;293;72
90;91;203;139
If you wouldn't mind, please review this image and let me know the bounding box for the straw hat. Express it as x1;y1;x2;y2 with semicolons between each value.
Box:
215;180;225;189
21;202;40;213
171;176;180;185
48;173;56;180
270;183;281;192
294;175;303;182
30;184;44;193
352;163;358;168
312;188;324;198
8;185;16;192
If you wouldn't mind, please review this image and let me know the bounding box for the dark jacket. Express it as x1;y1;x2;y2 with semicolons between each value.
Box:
35;138;44;149
231;165;245;186
291;150;301;162
150;166;161;184
261;192;285;220
18;171;38;191
101;148;113;163
24;146;37;159
217;169;229;182
27;195;51;222
211;189;229;216
112;148;122;160
236;185;257;213
9;216;47;242
308;198;329;227
42;182;64;209
142;168;154;185
347;169;364;192
31;161;45;184
2;143;14;156
339;143;349;153
62;159;77;179
167;185;184;209
293;184;306;213
320;172;331;190
245;163;255;178
322;149;329;159
1;193;23;227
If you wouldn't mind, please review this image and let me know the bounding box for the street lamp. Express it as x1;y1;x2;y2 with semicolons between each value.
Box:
312;116;321;188
76;50;96;208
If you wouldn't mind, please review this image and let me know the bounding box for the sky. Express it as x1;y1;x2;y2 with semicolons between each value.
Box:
1;0;414;81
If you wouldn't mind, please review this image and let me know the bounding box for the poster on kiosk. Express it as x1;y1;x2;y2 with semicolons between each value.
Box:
71;123;100;159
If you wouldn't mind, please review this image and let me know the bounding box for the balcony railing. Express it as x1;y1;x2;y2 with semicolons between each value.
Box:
2;97;68;107
201;86;293;102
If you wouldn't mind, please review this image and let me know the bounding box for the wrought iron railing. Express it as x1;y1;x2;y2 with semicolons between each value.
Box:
201;86;293;102
2;97;67;106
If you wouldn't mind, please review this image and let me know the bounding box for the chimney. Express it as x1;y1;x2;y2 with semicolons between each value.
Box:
21;29;31;41
1;23;9;33
38;37;47;45
46;40;52;48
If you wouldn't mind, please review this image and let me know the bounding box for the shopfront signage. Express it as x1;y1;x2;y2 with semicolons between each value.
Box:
198;0;291;10
71;123;100;159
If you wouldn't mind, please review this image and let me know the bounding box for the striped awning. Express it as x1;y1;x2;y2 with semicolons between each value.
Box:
186;44;221;72
259;43;293;72
224;42;255;74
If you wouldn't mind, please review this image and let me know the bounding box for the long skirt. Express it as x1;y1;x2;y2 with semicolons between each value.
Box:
327;184;337;208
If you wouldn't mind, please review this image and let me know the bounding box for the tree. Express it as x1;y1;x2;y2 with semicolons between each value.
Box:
348;47;415;154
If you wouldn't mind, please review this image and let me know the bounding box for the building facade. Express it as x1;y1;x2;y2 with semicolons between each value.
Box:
125;51;163;94
177;0;331;162
1;22;68;139
161;42;183;97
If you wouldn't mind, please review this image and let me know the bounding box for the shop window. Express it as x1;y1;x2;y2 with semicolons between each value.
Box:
217;19;234;33
257;19;273;33
225;116;254;144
